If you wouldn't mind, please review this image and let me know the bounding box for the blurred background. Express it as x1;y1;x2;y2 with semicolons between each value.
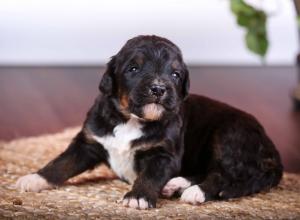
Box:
0;0;299;172
0;0;297;65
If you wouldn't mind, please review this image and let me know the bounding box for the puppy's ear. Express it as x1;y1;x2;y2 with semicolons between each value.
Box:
99;56;116;96
182;66;190;100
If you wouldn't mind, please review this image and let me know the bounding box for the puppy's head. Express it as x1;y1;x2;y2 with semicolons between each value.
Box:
99;35;190;121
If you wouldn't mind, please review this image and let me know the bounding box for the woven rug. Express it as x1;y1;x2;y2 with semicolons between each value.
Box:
0;127;300;219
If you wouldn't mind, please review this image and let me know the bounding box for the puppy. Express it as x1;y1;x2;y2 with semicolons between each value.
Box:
16;35;283;209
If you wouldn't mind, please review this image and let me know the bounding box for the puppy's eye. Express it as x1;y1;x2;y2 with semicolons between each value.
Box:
128;66;139;73
171;71;181;79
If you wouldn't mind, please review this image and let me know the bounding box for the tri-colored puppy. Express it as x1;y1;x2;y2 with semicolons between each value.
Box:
16;35;283;209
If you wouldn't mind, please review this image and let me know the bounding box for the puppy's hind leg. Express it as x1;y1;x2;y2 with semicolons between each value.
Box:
16;131;108;192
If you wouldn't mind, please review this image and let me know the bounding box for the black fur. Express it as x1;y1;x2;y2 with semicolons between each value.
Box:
36;35;282;208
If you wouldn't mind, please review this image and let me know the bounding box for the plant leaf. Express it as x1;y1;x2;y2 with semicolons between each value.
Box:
230;0;269;58
231;0;255;16
246;31;268;56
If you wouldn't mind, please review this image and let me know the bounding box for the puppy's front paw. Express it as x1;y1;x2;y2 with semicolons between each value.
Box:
15;173;53;192
180;185;205;205
122;190;156;209
161;177;191;197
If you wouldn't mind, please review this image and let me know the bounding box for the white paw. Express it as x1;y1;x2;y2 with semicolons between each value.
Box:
180;185;205;205
161;177;191;197
15;174;53;192
122;197;149;210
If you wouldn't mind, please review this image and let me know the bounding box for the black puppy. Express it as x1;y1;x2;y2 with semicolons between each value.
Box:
16;35;283;209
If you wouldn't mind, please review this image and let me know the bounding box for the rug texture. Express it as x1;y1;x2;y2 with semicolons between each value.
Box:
0;127;300;219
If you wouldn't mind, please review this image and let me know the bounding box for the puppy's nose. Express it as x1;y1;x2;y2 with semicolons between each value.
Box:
150;84;166;97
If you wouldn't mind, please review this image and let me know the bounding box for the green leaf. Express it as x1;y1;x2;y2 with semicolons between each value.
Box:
231;0;255;16
230;0;269;58
246;31;268;56
237;13;252;27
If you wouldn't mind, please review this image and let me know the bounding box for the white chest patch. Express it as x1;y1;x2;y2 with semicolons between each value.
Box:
91;117;143;184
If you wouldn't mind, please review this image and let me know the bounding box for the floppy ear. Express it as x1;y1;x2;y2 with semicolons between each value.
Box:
99;56;116;96
182;66;190;100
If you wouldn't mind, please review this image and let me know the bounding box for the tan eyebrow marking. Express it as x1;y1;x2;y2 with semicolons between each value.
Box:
134;53;144;66
171;60;180;69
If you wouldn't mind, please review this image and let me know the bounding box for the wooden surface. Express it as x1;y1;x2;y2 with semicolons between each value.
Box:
0;66;299;172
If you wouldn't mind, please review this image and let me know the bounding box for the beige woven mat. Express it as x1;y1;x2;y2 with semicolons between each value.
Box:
0;127;300;219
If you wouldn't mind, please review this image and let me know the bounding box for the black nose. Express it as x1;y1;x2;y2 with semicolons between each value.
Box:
150;84;166;97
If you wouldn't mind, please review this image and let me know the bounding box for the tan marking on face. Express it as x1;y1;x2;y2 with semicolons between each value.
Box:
171;60;180;69
118;94;131;118
142;103;164;121
120;95;129;110
135;54;144;66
